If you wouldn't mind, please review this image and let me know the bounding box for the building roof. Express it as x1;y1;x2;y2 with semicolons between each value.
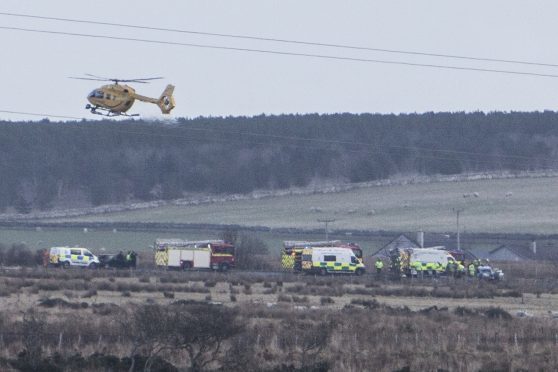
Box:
370;234;419;257
487;242;558;261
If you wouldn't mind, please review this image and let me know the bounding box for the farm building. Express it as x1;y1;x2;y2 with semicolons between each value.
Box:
476;241;558;262
371;231;461;257
370;234;420;258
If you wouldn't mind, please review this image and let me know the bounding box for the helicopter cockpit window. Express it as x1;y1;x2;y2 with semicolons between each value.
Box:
88;90;104;99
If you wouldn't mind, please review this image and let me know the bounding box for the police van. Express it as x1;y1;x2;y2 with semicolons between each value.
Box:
49;247;100;269
301;247;365;275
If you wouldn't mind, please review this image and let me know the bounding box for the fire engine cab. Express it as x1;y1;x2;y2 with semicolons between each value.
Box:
154;239;235;272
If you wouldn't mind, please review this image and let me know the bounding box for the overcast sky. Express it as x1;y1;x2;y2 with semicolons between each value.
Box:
1;1;558;121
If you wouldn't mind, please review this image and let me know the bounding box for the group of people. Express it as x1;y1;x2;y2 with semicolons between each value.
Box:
446;259;486;278
114;250;137;268
383;255;488;278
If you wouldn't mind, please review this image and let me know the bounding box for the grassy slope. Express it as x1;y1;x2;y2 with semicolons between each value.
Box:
53;176;558;234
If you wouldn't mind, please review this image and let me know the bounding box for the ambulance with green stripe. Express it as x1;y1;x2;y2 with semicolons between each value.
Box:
391;247;456;277
301;247;365;275
49;247;100;269
281;241;363;271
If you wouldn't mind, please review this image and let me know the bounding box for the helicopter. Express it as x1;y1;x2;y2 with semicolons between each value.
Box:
70;74;176;117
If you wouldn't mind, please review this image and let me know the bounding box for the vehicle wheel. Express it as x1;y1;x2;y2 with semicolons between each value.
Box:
62;261;70;269
355;268;364;276
182;262;192;271
320;268;327;276
89;263;97;270
219;263;230;272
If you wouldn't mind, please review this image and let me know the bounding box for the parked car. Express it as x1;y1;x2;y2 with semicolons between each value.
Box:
99;251;137;269
477;265;504;280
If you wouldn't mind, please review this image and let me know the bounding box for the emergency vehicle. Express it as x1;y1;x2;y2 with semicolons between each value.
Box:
281;240;363;271
390;247;456;276
154;239;235;272
49;247;100;269
301;247;365;275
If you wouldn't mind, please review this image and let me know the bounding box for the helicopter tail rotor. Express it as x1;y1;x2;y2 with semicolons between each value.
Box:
157;84;176;114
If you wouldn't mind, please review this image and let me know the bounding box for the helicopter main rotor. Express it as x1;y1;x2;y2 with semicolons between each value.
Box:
69;74;164;84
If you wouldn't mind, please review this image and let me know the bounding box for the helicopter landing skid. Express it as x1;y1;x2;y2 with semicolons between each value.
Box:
86;105;139;117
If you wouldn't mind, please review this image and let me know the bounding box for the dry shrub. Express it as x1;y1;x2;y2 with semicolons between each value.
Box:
291;295;309;303
263;286;278;295
350;298;379;308
320;297;335;305
82;289;98;298
484;307;512;320
95;281;117;291
38;297;88;309
92;303;122;316
163;291;175;299
286;284;345;297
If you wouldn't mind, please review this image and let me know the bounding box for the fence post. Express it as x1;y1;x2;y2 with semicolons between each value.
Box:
58;332;63;351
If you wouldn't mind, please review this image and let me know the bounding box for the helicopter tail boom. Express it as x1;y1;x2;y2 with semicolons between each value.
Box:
157;84;176;114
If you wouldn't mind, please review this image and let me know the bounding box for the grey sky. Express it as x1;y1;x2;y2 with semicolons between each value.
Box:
1;1;558;121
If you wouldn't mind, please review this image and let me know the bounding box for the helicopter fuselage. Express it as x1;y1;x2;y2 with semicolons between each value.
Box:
87;84;137;114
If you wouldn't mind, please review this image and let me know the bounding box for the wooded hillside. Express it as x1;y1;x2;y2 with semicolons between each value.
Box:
1;111;556;211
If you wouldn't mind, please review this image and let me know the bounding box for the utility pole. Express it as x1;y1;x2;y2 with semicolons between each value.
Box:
452;208;464;251
317;218;335;241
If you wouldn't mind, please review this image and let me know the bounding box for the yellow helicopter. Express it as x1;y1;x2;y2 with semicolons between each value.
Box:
70;74;176;117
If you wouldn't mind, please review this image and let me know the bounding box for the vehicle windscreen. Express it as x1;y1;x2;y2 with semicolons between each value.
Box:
88;90;104;99
213;245;234;255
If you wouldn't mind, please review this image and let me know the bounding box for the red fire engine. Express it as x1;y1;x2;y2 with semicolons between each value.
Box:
154;239;235;272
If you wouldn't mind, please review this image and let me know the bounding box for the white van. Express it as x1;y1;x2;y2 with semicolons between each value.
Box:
49;247;100;269
301;247;365;275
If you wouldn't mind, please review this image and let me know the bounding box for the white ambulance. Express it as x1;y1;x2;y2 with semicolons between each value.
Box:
49;247;100;269
301;247;365;275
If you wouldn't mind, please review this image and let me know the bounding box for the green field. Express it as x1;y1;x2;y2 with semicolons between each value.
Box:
3;176;554;255
53;176;558;234
0;227;392;255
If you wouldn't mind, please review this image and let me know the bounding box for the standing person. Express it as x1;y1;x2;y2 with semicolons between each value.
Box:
126;251;134;268
468;262;476;277
446;260;455;277
457;261;465;278
375;258;384;275
42;249;50;268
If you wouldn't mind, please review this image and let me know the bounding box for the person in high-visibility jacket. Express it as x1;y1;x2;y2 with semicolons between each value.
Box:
375;258;384;274
457;262;465;278
468;263;476;277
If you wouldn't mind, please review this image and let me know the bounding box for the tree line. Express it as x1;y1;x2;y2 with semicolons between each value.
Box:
1;111;557;212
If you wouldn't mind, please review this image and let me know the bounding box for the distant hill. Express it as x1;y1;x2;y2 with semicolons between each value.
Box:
0;111;557;212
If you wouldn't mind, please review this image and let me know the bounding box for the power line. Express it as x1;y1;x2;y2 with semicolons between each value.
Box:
2;25;558;79
1;11;557;69
0;110;84;120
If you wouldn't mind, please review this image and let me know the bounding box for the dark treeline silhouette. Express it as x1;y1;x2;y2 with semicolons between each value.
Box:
1;111;557;211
